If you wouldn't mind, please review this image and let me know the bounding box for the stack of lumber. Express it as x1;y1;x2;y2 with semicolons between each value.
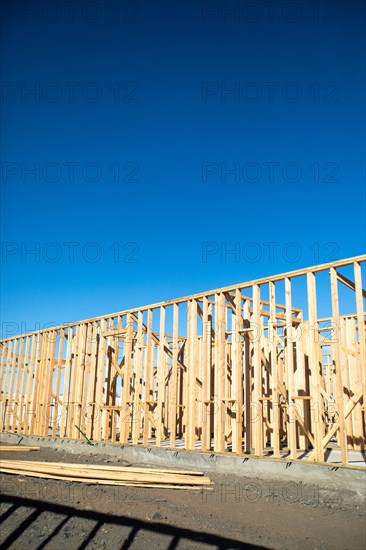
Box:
0;460;213;490
0;446;40;452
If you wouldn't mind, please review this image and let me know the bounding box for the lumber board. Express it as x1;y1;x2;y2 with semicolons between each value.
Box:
330;267;348;464
336;270;366;298
0;469;213;490
253;284;263;456
354;262;366;435
269;281;280;457
0;446;40;452
306;272;324;462
285;278;297;460
0;459;212;489
170;303;179;448
231;289;243;454
0;461;204;475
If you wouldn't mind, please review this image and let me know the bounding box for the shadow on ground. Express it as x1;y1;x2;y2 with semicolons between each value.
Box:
0;493;268;550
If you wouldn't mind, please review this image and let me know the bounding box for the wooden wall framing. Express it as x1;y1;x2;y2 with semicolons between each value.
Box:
1;255;365;464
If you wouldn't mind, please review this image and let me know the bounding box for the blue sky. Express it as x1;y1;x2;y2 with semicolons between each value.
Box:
1;0;365;336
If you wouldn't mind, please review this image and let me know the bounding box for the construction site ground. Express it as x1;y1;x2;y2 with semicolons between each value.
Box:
0;444;365;550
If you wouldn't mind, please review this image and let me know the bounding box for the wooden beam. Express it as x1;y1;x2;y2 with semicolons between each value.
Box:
354;262;366;429
253;284;263;456
269;281;280;458
336;270;366;298
143;309;153;446
306;272;324;462
169;303;179;449
0;446;40;452
330;267;348;464
285;278;297;460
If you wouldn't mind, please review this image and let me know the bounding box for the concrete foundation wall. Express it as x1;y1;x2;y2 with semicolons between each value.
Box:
1;432;365;507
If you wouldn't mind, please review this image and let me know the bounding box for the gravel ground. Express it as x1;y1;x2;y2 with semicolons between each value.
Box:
1;445;365;549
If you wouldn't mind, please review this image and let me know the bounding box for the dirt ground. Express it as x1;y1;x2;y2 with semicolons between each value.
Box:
0;445;365;549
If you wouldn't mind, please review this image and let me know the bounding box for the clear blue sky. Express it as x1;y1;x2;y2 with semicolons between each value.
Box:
1;0;365;337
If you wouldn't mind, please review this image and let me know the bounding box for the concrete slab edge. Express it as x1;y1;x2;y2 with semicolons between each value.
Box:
1;432;365;503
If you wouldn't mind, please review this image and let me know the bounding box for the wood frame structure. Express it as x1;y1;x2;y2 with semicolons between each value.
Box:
1;255;365;464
